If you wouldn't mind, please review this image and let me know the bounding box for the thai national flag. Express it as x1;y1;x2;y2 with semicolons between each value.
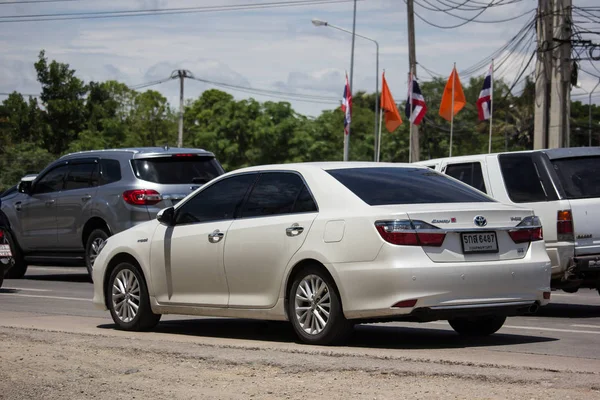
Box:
341;73;352;135
477;64;493;121
405;75;427;125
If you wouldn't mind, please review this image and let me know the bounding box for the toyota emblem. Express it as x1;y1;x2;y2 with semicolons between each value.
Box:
474;215;487;227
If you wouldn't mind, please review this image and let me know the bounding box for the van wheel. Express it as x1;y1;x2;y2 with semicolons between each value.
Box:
288;266;353;345
85;229;109;281
107;262;161;331
449;315;506;336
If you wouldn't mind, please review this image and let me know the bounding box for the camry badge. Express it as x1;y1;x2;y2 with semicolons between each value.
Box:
474;216;487;227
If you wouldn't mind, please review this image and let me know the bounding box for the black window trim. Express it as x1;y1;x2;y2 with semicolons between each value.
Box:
237;171;319;221
173;170;319;226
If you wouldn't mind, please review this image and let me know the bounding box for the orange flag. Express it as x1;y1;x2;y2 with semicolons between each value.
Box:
439;66;466;121
380;72;402;132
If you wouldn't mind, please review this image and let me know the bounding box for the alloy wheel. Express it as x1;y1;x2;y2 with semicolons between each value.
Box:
294;274;331;335
111;269;141;323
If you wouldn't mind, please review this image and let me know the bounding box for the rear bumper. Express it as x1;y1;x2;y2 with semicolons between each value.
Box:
332;241;551;321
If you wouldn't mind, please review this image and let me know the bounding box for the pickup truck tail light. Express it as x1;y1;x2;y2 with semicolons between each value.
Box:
509;216;543;244
557;210;574;242
375;220;446;247
122;189;162;206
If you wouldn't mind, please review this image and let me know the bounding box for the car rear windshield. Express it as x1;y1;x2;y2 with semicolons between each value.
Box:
327;167;493;205
131;156;223;185
551;156;600;199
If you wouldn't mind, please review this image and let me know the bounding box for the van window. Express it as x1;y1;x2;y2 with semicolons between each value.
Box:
551;156;600;199
445;162;487;194
498;154;547;203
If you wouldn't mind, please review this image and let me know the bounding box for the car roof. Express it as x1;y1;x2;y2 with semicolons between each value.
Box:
415;147;600;164
230;161;423;174
59;147;215;160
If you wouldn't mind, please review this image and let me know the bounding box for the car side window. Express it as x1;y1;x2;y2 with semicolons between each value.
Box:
241;172;317;218
445;162;487;194
499;154;547;203
175;174;257;225
64;163;98;191
34;165;69;194
99;159;122;185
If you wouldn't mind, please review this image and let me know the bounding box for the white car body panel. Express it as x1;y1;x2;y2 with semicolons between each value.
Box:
92;162;551;324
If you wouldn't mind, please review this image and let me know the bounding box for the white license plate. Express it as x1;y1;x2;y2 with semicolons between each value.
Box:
0;244;12;258
461;232;498;254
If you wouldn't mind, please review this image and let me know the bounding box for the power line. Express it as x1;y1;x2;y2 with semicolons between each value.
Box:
0;0;360;23
0;91;38;97
0;0;81;4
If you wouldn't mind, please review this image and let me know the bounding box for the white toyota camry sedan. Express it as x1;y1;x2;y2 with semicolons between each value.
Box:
92;162;551;345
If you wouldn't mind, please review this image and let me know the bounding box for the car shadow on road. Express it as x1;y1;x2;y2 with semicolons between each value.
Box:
24;273;91;283
97;318;557;350
534;303;600;319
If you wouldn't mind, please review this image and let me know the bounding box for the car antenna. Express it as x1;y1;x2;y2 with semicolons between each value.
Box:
164;143;170;151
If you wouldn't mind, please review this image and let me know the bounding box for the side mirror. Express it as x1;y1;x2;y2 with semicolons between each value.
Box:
157;206;175;226
17;180;32;195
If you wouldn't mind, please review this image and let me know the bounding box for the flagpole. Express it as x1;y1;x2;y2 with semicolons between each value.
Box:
488;59;494;154
449;62;455;157
408;72;413;163
377;69;385;162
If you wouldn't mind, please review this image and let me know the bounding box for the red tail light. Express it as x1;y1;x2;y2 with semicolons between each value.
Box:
509;216;543;244
0;230;4;239
173;153;196;157
392;299;418;308
557;210;574;241
122;189;162;206
375;220;446;247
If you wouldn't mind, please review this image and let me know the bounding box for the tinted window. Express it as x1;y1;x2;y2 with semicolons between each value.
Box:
499;154;547;203
551;156;600;199
100;159;121;184
132;156;222;184
35;165;69;194
175;174;256;225
64;163;97;191
445;162;487;194
241;173;317;218
327;167;492;205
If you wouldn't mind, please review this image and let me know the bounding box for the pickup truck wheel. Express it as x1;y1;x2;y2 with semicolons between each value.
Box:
85;229;109;282
449;315;506;336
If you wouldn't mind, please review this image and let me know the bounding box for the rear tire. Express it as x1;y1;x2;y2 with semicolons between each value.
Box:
107;262;161;331
449;315;506;336
0;274;4;289
288;265;353;345
85;229;109;282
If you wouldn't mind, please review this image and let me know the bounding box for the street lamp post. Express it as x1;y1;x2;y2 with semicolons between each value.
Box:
312;18;380;161
575;79;600;147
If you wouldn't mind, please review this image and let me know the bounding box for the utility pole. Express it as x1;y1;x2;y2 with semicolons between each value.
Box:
548;0;573;148
534;0;553;149
345;0;358;162
407;0;419;162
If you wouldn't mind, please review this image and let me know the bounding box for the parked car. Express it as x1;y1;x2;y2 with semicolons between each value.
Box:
0;147;224;280
92;162;551;345
415;147;600;294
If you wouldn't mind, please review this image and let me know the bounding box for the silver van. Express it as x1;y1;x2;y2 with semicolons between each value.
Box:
0;147;224;280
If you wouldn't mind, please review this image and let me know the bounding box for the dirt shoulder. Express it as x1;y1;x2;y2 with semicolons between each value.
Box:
1;327;600;400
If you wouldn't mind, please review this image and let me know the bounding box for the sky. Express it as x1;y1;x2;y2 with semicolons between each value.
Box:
0;0;598;117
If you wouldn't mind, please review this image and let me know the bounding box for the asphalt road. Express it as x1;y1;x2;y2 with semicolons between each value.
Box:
1;266;600;361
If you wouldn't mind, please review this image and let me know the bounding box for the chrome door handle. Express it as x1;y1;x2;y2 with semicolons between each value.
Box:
208;229;225;243
82;195;92;202
15;202;22;211
45;199;55;206
286;224;304;237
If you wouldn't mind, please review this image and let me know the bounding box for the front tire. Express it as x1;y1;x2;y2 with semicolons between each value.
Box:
449;315;506;336
107;262;161;331
2;230;27;279
85;229;109;281
288;266;353;345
